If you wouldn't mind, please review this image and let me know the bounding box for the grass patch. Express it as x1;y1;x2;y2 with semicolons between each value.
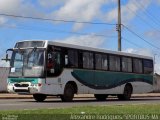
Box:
0;104;160;120
0;104;160;114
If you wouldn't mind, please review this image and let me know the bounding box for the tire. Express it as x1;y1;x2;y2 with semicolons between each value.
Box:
60;84;74;102
94;94;108;101
117;84;132;100
33;94;47;102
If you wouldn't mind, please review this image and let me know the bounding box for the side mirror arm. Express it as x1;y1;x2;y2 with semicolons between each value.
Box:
1;49;13;62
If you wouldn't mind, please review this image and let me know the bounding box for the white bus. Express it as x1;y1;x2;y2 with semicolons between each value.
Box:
6;40;153;102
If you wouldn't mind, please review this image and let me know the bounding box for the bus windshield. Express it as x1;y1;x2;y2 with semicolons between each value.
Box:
9;48;45;77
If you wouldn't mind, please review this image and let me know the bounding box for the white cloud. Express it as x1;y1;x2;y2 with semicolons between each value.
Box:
38;0;66;8
56;34;104;48
0;17;7;25
124;48;137;54
0;0;153;30
145;30;160;41
156;0;160;4
72;23;86;31
0;0;110;30
0;0;46;25
0;0;20;13
104;0;151;23
51;0;110;31
124;48;153;56
0;0;32;15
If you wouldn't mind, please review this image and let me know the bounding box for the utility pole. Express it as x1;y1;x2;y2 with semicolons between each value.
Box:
154;54;157;74
117;0;121;51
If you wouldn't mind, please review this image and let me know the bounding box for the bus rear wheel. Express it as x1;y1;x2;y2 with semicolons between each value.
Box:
60;84;74;102
94;94;108;101
117;84;132;100
33;94;47;102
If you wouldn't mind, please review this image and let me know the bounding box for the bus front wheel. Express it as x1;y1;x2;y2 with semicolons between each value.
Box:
94;94;108;101
60;84;74;102
33;94;47;102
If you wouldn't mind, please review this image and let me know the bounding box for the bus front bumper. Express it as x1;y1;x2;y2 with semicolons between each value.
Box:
7;83;40;94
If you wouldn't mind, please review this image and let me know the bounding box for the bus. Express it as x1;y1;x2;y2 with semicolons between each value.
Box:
6;40;153;102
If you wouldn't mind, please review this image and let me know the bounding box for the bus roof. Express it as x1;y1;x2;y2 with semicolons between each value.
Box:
16;40;153;60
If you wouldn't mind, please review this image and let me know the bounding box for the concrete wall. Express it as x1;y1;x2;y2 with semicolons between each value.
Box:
0;67;9;92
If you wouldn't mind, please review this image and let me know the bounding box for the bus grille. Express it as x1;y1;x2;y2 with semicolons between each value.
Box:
14;84;29;87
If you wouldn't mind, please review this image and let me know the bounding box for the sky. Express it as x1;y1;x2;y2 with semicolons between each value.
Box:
0;0;160;73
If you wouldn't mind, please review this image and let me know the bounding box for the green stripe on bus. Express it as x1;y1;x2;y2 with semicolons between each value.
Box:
8;78;39;84
72;69;153;89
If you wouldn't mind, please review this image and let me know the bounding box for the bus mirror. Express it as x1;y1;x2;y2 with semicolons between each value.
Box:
1;53;11;62
1;49;13;62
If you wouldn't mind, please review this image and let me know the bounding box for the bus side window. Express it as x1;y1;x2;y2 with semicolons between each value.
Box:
67;49;78;68
109;55;120;71
83;52;93;69
133;58;143;73
102;54;108;70
95;54;102;70
47;53;54;69
143;59;153;74
122;57;132;72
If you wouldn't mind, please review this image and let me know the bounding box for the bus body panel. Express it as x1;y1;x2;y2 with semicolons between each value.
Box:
8;68;153;95
7;40;154;99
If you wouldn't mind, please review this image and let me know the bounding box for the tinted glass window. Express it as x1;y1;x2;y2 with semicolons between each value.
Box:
143;59;153;74
83;52;93;69
47;46;63;77
122;57;132;72
133;58;142;73
109;55;120;71
95;54;102;70
10;49;45;77
102;54;108;70
68;50;78;67
15;41;45;48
